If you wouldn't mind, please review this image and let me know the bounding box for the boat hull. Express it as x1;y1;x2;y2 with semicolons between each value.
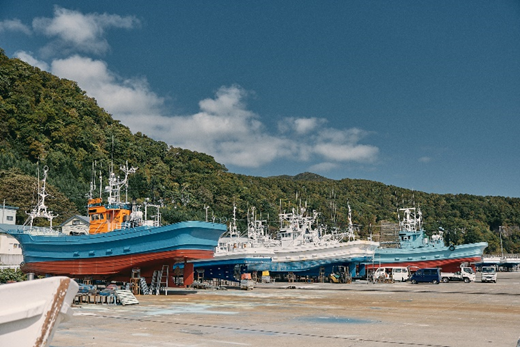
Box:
0;276;79;347
189;240;379;281
370;242;488;272
7;221;226;281
187;257;274;282
272;240;377;263
269;240;378;273
20;249;214;280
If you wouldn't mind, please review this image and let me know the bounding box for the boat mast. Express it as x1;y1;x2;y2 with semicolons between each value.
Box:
346;202;355;241
399;207;422;232
229;203;240;238
105;162;137;206
26;166;58;228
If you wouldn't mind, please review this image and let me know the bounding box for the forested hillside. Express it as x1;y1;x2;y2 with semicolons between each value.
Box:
1;49;519;254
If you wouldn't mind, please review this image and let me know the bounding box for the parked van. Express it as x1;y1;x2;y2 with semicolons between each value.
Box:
410;268;441;284
373;267;410;282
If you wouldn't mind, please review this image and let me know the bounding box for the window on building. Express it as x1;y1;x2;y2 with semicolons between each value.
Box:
6;216;13;221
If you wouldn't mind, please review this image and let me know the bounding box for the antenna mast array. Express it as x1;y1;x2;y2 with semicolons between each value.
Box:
25;166;58;228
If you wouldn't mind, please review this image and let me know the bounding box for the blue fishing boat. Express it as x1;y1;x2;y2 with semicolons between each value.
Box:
3;165;226;282
370;207;488;272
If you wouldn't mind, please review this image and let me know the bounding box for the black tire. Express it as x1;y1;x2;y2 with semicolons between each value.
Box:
441;277;449;283
449;245;455;251
464;277;470;283
433;279;439;284
411;279;417;284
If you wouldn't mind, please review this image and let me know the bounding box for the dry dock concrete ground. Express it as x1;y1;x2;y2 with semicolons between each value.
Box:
51;271;520;347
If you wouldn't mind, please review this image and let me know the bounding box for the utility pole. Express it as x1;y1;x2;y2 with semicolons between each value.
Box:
499;226;504;258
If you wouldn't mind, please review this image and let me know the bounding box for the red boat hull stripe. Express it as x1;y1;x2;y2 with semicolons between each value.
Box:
21;249;214;278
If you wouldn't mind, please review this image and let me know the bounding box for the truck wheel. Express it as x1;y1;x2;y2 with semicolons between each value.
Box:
441;277;449;283
411;279;417;284
432;279;439;284
464;278;470;283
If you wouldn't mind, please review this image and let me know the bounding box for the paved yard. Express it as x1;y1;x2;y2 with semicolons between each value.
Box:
51;272;520;347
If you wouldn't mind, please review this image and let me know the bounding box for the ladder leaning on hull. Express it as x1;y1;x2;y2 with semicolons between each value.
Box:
139;277;150;295
150;265;169;295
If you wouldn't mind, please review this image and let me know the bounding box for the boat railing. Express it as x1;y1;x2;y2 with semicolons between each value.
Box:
484;254;520;259
20;225;62;236
105;203;131;210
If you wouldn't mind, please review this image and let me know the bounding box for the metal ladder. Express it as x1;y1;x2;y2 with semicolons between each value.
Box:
150;265;169;295
149;270;159;294
158;265;169;295
139;277;150;295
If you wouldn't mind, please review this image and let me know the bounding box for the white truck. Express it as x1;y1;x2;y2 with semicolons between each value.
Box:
481;266;498;283
441;265;476;283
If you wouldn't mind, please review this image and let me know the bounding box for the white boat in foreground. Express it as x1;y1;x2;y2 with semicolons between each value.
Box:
0;276;79;347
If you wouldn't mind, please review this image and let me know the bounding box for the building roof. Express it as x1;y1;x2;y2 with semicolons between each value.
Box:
0;205;19;210
59;215;90;227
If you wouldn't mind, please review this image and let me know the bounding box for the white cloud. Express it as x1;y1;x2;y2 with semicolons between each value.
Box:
315;127;368;145
9;6;380;171
15;52;379;171
48;56;379;168
157;87;378;167
33;6;139;56
120;85;295;168
45;63;293;168
14;51;49;71
51;55;164;116
0;19;31;35
313;142;379;162
311;128;379;163
419;156;432;163
279;117;327;135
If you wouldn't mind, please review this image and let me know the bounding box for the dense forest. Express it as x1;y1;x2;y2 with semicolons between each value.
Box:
1;49;519;255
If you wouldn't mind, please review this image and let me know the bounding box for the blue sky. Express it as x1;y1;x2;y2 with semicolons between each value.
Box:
1;2;519;198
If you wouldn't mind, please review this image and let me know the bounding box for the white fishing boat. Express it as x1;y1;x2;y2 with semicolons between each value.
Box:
188;203;379;280
0;276;79;347
481;255;501;265
189;206;275;280
479;228;519;270
269;205;379;273
213;206;277;260
479;255;520;271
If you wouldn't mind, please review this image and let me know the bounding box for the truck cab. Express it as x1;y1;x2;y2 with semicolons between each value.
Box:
481;266;497;283
441;266;476;283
